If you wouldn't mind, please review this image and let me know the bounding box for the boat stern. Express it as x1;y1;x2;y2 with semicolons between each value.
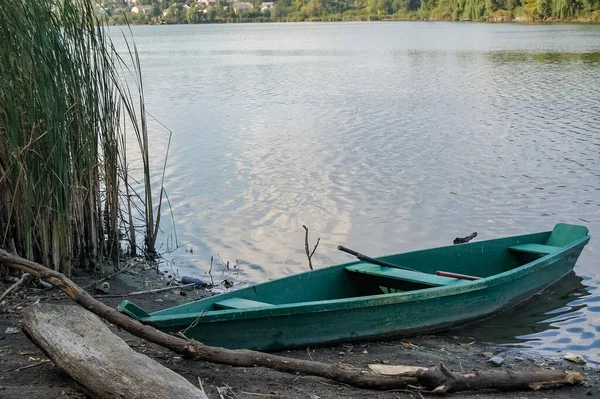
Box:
546;223;590;247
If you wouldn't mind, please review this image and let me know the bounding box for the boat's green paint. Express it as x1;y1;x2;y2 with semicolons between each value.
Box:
508;243;561;255
119;223;590;351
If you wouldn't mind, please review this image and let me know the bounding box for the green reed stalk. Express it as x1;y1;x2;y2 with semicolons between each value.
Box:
0;0;161;275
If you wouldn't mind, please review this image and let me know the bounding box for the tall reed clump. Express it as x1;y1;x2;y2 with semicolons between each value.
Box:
0;0;160;275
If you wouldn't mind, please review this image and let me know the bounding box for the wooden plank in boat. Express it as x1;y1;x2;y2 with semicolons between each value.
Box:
345;264;459;287
509;244;561;255
214;298;275;310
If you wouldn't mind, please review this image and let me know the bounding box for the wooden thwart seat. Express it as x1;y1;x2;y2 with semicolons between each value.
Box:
214;298;274;310
345;264;460;287
508;244;561;255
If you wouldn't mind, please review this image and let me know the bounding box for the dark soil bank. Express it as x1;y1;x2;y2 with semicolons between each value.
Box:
1;268;598;399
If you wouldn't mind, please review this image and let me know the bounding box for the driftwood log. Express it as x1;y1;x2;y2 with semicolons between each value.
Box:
22;303;208;399
1;249;585;393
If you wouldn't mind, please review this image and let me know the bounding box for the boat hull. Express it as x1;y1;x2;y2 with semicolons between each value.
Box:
119;225;590;351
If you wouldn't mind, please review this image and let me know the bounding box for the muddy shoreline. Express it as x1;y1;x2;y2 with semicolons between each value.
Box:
1;265;597;399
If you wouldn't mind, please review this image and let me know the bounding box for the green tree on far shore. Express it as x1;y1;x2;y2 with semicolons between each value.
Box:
101;0;600;24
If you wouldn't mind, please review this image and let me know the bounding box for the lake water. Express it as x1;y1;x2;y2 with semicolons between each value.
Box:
116;22;600;362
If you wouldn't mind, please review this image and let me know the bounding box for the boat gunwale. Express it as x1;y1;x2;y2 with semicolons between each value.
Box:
143;234;590;327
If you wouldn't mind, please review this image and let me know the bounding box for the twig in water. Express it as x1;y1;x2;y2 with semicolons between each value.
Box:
217;254;229;270
208;256;214;285
302;225;320;270
0;273;30;302
453;232;477;245
233;260;243;276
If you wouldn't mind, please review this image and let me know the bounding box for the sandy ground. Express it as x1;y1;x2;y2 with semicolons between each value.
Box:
0;266;598;399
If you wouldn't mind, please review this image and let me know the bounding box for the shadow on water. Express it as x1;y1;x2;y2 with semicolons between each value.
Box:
449;272;591;344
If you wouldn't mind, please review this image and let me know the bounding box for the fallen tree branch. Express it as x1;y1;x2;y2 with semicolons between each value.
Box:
0;249;585;392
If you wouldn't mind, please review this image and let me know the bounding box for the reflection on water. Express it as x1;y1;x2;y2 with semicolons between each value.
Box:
485;51;600;64
113;22;600;361
458;273;589;342
450;272;600;364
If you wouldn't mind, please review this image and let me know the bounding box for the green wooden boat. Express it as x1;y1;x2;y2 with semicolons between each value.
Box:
119;223;590;351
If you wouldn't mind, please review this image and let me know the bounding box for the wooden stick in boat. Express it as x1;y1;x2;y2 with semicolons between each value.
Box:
436;271;480;280
337;246;418;272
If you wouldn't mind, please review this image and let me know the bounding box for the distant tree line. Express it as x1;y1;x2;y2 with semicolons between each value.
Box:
98;0;600;24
